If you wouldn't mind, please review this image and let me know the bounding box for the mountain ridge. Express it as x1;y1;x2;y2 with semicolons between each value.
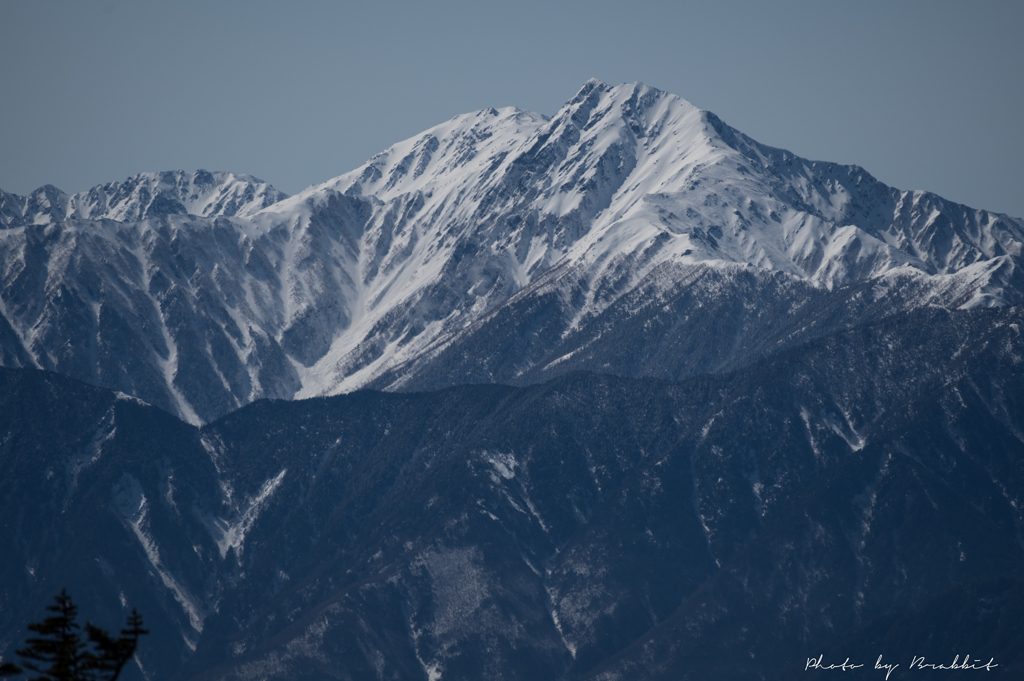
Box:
0;81;1021;421
0;169;287;228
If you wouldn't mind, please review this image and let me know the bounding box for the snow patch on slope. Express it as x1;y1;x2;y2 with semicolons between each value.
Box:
112;474;205;639
201;469;287;560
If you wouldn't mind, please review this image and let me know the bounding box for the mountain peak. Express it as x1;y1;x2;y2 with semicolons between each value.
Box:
570;77;611;102
1;82;1022;423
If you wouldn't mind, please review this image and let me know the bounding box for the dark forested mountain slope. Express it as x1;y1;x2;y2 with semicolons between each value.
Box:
0;303;1021;680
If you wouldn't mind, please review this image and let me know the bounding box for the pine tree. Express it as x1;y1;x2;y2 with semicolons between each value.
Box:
1;591;147;681
84;610;147;681
14;589;88;681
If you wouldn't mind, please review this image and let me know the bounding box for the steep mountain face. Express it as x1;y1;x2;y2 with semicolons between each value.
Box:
0;369;225;676
0;303;1021;680
1;82;1022;421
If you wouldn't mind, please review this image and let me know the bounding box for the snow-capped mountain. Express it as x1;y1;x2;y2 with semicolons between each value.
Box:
1;81;1021;422
2;80;1023;681
0;169;286;228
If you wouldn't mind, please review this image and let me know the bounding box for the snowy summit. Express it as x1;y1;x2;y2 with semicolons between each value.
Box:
0;81;1021;422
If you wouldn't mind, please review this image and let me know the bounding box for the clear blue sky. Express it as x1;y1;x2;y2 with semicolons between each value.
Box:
2;0;1022;218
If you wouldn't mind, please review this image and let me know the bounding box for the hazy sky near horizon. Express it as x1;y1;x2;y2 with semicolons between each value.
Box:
2;1;1022;217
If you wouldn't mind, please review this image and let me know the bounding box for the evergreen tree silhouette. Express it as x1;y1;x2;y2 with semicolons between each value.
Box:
83;609;147;681
0;590;147;681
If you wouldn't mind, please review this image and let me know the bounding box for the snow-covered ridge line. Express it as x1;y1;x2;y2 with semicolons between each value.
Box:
0;169;288;228
1;80;1022;422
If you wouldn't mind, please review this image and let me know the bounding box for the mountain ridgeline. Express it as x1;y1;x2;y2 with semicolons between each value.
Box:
0;81;1021;422
0;81;1022;680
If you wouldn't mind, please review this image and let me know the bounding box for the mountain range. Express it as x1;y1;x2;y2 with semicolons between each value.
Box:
0;80;1021;423
0;81;1021;680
